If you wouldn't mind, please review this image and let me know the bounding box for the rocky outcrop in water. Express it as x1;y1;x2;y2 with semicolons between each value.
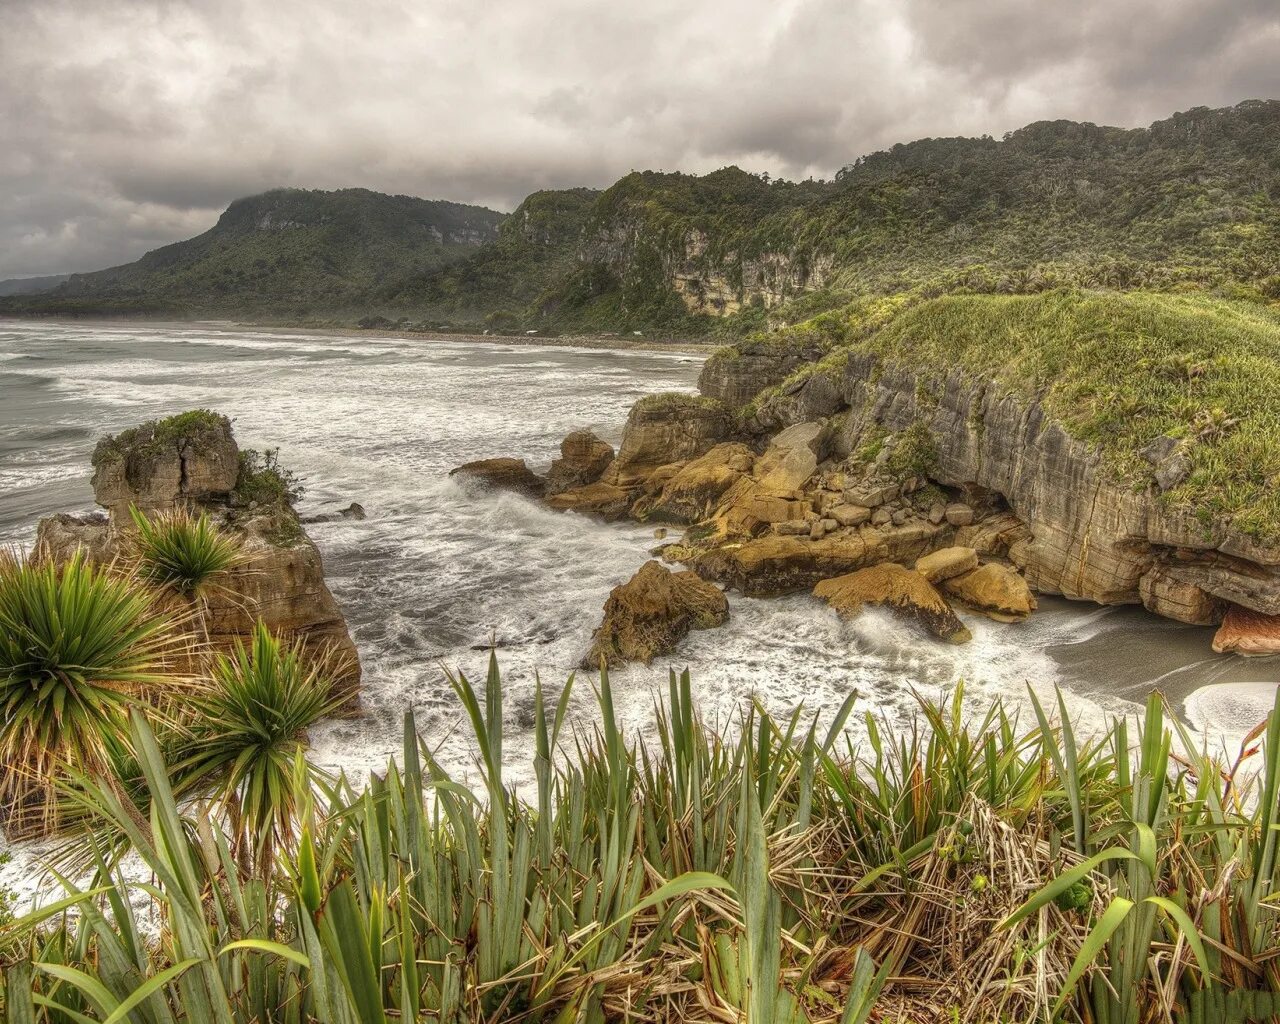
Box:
38;412;361;705
583;560;729;667
814;563;972;644
450;457;547;498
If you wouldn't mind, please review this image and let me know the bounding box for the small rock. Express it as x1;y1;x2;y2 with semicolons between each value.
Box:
774;520;810;536
809;521;827;540
944;503;975;527
1154;452;1191;492
831;503;871;528
928;503;946;525
846;482;899;508
814;563;972;644
654;527;668;540
1212;604;1280;655
871;508;892;527
891;509;908;526
583;560;729;667
821;517;839;533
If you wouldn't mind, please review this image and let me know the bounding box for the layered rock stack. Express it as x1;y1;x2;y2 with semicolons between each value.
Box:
37;411;362;704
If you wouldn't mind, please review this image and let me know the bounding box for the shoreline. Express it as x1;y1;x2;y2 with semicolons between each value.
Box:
0;315;720;356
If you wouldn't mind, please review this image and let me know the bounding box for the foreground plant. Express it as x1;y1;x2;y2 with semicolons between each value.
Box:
0;549;179;837
172;621;345;872
1;661;1278;1021
128;504;244;599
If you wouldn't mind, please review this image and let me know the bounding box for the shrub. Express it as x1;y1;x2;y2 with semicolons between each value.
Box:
235;447;304;510
885;421;939;478
128;505;244;597
0;550;179;836
172;621;344;869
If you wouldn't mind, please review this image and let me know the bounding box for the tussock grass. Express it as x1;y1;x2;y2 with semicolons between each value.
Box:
3;656;1279;1022
128;505;245;598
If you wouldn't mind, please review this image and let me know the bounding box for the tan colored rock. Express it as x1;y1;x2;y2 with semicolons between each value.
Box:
954;512;1031;558
1139;566;1225;625
944;503;975;527
830;503;871;528
915;546;979;584
687;521;944;597
814;564;971;644
631;443;753;523
583;560;729;667
1213;605;1280;655
602;394;729;487
943;563;1037;621
710;477;810;539
450;457;546;498
91;411;240;515
546;481;636;521
546;430;615;494
752;421;823;493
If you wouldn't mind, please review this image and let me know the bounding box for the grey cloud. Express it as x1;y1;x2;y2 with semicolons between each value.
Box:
0;0;1277;278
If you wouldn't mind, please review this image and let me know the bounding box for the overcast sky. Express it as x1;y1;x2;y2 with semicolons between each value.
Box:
2;0;1278;278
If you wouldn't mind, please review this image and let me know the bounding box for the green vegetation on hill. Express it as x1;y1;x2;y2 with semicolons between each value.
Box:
3;188;503;317
6;102;1276;332
784;290;1280;541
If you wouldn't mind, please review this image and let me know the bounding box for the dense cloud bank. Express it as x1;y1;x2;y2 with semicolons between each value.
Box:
2;0;1277;277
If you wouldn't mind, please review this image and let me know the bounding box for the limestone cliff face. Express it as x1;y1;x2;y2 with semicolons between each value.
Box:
581;216;832;319
698;338;830;410
743;353;1280;623
40;415;361;704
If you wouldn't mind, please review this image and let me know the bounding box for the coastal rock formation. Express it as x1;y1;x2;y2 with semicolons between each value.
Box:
737;351;1280;628
814;564;972;644
942;563;1037;622
584;560;729;667
689;521;944;597
1212;605;1280;656
39;412;361;704
450;457;546;498
91;413;241;515
601;393;730;487
631;443;754;523
697;337;829;410
546;430;615;494
546;481;636;521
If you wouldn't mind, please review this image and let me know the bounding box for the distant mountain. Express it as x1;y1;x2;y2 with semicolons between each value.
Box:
0;274;70;297
6;101;1278;331
3;188;504;316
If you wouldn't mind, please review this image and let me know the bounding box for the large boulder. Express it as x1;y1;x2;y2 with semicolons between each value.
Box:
687;521;944;597
1212;605;1280;655
915;546;979;584
631;443;754;523
751;421;824;493
942;563;1037;621
602;394;730;487
583;560;729;667
1139;564;1225;625
91;410;240;515
546;430;615;495
449;457;546;498
546;481;637;521
814;564;972;644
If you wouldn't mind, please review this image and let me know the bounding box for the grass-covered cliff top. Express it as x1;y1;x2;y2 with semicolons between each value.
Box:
855;290;1280;539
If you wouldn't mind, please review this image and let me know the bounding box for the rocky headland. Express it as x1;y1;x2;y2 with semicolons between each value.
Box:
455;290;1280;665
36;411;362;704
